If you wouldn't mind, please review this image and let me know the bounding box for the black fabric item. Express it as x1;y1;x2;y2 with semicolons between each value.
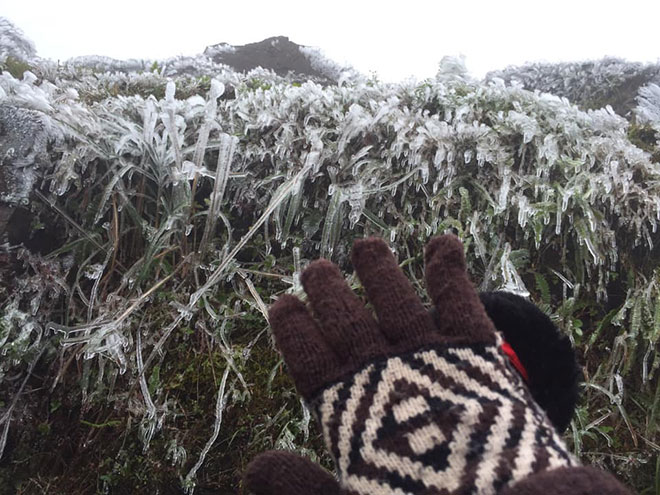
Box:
478;291;582;433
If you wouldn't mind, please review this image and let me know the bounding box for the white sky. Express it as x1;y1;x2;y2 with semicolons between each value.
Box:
4;0;660;81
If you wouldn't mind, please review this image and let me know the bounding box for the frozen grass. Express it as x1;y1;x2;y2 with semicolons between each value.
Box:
1;25;660;492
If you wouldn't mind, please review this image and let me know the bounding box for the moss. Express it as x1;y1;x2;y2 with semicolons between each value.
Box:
1;56;32;79
628;123;660;162
0;301;328;494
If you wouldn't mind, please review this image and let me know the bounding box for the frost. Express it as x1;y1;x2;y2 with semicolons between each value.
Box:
636;83;660;131
486;57;660;120
204;43;236;56
299;45;357;82
436;55;471;83
65;55;149;73
83;264;105;280
507;111;540;143
0;104;53;204
0;17;36;63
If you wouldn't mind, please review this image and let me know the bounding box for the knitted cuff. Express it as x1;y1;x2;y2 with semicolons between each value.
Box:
499;465;632;495
310;336;577;495
244;450;341;495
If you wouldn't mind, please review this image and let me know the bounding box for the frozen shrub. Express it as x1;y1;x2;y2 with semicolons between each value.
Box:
486;57;660;117
636;83;660;130
0;17;36;64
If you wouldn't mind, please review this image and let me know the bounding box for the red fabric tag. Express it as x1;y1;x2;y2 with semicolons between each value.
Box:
501;340;529;383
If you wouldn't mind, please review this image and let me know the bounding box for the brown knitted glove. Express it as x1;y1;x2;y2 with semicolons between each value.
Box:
244;235;631;495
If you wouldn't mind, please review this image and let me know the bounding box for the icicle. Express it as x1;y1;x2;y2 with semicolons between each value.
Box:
433;147;446;170
291;245;303;292
198;133;238;254
167;440;188;468
561;188;572;212
585;236;600;264
497;243;530;298
143;98;158;145
517;195;530;229
420;162;429;184
469;211;487;260
497;166;511;214
321;184;345;258
136;330;158;452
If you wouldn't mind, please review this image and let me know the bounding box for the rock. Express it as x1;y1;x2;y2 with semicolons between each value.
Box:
0;104;50;242
204;36;339;83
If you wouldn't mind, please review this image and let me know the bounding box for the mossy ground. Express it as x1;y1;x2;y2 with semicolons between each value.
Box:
0;306;329;494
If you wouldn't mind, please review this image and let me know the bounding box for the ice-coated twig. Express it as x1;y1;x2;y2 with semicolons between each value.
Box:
198;133;237;254
182;365;230;495
192;79;224;170
162;81;183;170
87;248;113;322
0;344;46;460
238;270;269;322
136;329;157;452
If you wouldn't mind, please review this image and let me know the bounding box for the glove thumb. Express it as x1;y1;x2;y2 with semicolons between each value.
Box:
244;450;341;495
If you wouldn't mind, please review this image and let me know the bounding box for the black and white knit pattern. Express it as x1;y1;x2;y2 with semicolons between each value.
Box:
311;337;577;495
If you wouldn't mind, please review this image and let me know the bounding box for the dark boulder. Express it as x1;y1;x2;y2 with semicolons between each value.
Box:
0;104;50;244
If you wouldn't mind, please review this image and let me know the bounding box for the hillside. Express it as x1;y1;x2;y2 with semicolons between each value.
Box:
1;17;659;494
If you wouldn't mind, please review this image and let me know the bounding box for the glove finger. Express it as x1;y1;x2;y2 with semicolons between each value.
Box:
268;294;341;400
424;234;496;343
244;450;341;495
351;236;436;344
300;258;384;361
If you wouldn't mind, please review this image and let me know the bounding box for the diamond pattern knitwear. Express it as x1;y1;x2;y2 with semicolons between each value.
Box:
245;235;632;495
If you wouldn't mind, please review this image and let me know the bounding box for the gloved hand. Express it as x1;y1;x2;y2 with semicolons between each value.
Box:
245;235;630;495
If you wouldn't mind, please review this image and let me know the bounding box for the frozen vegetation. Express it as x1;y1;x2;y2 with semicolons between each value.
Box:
0;16;659;493
486;57;660;115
